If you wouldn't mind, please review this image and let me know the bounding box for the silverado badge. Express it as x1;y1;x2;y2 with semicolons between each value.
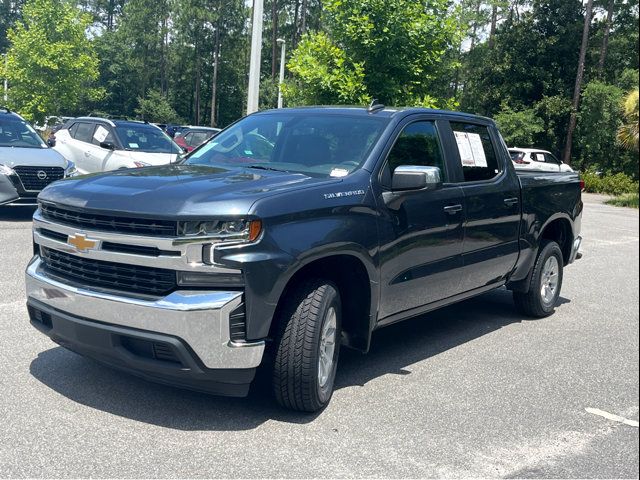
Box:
67;233;99;252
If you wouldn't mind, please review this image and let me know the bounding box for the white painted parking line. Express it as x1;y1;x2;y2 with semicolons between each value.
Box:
585;408;640;427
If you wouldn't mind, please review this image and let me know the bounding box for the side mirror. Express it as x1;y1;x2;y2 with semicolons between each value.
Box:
46;138;56;147
99;141;115;150
391;165;442;191
182;146;189;153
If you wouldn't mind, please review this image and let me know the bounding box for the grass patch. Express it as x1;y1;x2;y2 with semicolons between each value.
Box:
605;192;639;208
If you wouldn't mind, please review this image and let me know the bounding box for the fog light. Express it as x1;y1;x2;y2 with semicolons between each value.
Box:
176;271;244;288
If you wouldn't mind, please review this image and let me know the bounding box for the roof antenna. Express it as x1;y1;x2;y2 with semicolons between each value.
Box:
367;98;385;113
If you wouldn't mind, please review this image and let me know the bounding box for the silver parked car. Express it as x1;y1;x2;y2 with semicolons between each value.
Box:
0;108;75;206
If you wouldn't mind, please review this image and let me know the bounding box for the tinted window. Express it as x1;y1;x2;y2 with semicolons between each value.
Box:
189;131;211;146
451;122;500;182
115;124;181;154
544;153;560;164
385;121;445;180
0;117;47;148
73;122;96;143
509;151;524;161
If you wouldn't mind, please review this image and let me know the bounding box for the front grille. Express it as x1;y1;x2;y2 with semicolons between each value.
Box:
40;247;177;296
40;203;177;237
14;166;64;191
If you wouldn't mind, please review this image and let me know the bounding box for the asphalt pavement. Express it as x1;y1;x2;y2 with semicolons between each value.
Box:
0;194;638;478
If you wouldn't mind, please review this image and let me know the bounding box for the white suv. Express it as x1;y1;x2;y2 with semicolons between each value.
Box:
53;117;182;174
508;148;574;172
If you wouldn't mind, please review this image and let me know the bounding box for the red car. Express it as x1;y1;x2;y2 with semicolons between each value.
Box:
174;127;221;152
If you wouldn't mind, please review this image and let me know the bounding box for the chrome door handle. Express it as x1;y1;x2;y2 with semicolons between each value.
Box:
443;204;463;214
504;197;519;206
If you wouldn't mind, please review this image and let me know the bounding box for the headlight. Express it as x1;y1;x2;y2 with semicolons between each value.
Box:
0;164;15;176
64;160;77;177
177;219;262;242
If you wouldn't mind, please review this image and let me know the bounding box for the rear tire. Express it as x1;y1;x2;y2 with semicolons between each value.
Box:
513;240;564;318
271;279;342;412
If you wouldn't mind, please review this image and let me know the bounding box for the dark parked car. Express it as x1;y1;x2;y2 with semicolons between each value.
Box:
174;126;221;152
26;106;583;412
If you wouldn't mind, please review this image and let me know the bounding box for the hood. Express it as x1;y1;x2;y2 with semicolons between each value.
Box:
0;147;68;168
38;164;341;218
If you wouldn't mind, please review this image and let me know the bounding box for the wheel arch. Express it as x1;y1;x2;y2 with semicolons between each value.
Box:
269;251;377;353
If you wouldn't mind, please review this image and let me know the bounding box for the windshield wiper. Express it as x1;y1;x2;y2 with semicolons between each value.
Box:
246;164;287;173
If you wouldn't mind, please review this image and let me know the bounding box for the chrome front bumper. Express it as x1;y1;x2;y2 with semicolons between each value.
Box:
26;257;265;369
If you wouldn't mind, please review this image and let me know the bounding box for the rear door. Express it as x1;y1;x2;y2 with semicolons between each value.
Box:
376;117;466;321
447;120;521;292
67;122;98;173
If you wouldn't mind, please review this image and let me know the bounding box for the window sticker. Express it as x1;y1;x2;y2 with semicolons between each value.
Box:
536;153;545;161
454;131;475;166
467;133;487;167
454;131;488;167
93;125;109;143
129;143;139;149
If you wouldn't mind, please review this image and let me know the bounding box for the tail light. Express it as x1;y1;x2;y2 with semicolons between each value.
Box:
579;179;585;191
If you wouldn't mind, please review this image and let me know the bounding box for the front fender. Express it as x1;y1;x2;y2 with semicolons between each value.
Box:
215;207;379;341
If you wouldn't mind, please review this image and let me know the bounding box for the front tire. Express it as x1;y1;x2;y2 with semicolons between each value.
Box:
513;240;564;318
272;280;342;412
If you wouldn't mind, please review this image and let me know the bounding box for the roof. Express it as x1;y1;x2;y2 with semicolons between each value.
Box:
73;117;162;129
509;147;552;154
255;106;494;123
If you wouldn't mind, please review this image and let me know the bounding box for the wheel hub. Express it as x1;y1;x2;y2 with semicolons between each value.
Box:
318;307;337;388
540;256;559;305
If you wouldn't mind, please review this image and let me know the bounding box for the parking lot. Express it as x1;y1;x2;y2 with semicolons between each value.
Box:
0;195;637;478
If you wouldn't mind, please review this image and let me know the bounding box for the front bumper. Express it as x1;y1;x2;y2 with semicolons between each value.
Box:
26;257;265;395
0;174;39;206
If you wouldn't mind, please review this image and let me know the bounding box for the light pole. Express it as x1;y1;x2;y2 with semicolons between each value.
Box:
276;38;286;109
246;0;264;114
2;54;7;103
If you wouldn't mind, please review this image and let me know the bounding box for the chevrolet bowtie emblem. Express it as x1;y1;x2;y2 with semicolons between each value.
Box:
67;233;98;252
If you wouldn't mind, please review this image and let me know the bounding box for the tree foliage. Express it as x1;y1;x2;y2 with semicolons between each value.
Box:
286;0;461;108
2;0;102;122
494;105;544;146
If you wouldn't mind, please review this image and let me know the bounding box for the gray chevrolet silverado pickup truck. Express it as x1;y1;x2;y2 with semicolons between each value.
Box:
26;106;583;412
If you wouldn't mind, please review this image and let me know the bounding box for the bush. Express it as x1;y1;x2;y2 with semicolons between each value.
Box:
605;192;639;208
582;169;639;196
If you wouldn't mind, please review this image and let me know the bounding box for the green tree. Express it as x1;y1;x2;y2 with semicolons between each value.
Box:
494;105;544;146
575;80;624;171
286;0;461;107
135;89;183;123
3;0;102;122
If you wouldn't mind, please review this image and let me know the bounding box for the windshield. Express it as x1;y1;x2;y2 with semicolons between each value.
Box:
183;113;388;177
115;125;181;154
0;118;47;148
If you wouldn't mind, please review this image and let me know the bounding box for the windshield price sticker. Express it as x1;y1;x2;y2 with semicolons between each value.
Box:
93;126;109;143
454;131;487;167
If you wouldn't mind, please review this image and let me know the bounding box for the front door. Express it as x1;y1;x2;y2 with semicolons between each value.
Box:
376;119;466;321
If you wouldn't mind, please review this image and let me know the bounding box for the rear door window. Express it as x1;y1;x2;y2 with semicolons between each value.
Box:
450;122;501;182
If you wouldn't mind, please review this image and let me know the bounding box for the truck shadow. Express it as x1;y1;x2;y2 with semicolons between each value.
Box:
29;288;570;431
0;206;37;222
